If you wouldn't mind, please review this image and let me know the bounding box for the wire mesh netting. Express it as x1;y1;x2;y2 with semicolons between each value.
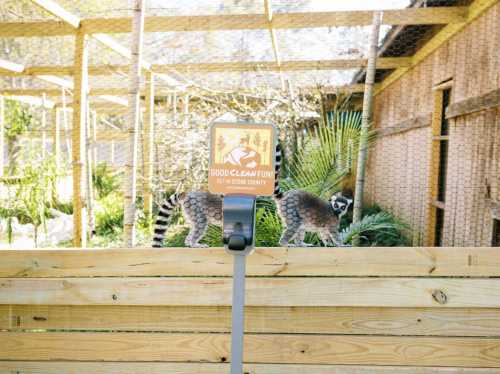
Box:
0;0;498;249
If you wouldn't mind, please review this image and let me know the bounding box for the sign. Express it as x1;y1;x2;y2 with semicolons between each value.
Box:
208;122;276;196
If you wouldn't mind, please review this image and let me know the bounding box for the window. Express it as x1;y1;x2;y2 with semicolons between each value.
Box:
493;219;500;247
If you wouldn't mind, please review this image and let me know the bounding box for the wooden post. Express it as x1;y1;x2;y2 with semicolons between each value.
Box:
110;140;115;165
53;107;60;169
72;29;89;248
352;12;382;244
143;71;155;221
123;0;146;247
41;93;47;158
0;96;4;177
86;101;95;236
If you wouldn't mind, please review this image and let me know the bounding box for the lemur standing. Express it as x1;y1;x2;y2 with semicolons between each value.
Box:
152;144;352;248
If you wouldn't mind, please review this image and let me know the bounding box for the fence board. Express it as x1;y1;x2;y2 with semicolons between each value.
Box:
1;247;499;277
2;305;500;336
0;362;497;374
1;277;500;307
1;332;500;367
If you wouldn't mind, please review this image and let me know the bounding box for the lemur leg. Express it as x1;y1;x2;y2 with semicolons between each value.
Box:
295;226;313;247
185;216;209;248
319;230;335;247
280;219;302;247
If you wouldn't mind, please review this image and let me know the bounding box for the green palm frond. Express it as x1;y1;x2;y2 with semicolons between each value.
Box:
339;212;410;246
287;110;365;199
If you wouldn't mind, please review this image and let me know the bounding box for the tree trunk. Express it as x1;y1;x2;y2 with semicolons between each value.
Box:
123;0;146;247
352;12;382;245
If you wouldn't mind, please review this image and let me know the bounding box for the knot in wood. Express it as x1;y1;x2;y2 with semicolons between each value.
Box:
432;289;448;305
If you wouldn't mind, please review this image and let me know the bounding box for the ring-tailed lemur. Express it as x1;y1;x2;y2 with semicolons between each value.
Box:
151;144;282;248
273;160;353;247
152;144;352;247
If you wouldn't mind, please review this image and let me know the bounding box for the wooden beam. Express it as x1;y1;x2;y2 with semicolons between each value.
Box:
36;75;73;89
1;247;500;278
375;0;498;96
71;29;88;247
0;362;497;374
446;88;500;118
0;7;467;38
4;305;500;337
1;332;500;366
143;71;154;219
0;58;411;77
77;7;467;34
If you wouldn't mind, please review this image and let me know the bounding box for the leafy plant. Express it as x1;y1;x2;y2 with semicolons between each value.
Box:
286;111;364;199
95;192;124;237
92;163;121;199
339;208;410;247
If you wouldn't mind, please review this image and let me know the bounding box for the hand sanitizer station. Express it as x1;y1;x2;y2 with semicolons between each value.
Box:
208;122;276;374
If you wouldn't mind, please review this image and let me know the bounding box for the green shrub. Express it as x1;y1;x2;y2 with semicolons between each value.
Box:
92;163;121;199
95;192;124;237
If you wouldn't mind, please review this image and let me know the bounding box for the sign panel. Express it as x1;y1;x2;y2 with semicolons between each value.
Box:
208;122;276;196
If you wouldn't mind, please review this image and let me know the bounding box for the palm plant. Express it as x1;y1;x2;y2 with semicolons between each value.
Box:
285;110;363;199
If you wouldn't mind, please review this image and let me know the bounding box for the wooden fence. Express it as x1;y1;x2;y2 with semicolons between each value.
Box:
1;247;500;373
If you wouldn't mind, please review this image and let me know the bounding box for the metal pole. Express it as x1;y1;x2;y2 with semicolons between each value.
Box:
230;253;247;374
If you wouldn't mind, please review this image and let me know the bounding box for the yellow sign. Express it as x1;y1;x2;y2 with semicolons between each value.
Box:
208;122;276;196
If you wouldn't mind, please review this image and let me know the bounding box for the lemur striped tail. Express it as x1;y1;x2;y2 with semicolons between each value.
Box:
274;143;283;199
152;193;181;248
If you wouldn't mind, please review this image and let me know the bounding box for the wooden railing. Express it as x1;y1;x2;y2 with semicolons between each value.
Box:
1;247;500;373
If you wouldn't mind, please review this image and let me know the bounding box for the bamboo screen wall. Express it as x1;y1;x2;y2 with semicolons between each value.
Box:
365;1;500;246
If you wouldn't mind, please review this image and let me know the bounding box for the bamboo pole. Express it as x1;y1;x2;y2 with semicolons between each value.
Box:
123;0;146;247
53;107;60;168
72;29;89;247
143;71;154;221
352;12;382;244
0;96;4;177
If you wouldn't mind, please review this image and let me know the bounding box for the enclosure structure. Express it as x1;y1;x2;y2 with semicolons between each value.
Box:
0;0;498;247
2;247;500;372
362;0;500;246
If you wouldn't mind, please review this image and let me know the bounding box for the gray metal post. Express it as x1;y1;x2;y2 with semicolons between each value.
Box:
230;253;247;374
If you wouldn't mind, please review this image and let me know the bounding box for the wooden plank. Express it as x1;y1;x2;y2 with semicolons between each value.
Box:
3;305;500;337
0;362;497;374
2;277;500;307
1;247;500;278
446;88;500;118
0;20;74;37
376;0;498;96
377;113;432;137
2;332;500;366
